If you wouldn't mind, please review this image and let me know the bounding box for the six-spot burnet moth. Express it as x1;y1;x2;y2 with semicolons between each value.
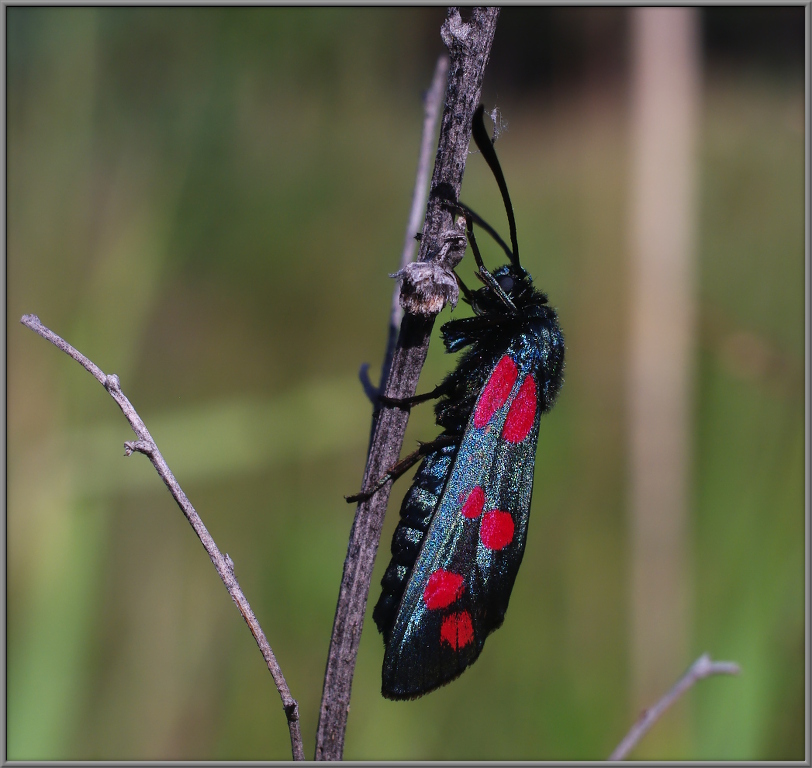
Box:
361;105;565;700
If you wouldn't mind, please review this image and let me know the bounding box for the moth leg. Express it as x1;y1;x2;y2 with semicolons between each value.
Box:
346;434;458;503
378;381;450;410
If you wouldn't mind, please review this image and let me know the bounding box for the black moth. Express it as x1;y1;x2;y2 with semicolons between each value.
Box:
364;105;565;699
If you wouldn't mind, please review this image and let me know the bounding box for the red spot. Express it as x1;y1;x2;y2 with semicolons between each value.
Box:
474;355;518;428
461;486;485;519
503;375;537;443
440;611;474;650
480;510;515;550
423;570;464;610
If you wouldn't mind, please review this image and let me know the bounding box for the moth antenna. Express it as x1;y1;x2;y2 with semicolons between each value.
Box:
471;104;520;269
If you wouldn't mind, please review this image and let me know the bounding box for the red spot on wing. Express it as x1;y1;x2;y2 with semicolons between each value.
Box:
503;375;537;443
440;611;474;650
423;570;464;610
474;355;518;428
461;486;485;519
480;510;515;550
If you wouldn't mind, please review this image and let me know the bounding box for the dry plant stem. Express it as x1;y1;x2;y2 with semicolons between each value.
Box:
315;7;500;761
609;653;741;761
20;313;306;762
359;54;448;410
382;53;449;387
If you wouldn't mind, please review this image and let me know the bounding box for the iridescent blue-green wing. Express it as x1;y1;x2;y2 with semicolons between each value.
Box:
382;349;543;699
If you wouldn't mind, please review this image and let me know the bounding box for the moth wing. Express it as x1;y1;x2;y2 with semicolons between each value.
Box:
382;350;542;699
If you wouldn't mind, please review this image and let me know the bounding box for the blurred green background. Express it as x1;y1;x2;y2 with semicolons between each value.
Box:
7;7;805;761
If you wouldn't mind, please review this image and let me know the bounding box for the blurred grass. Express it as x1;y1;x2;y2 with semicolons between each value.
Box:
7;7;805;761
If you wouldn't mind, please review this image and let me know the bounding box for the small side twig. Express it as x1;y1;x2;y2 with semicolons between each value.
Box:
358;54;448;409
20;313;305;762
382;53;449;386
609;653;741;761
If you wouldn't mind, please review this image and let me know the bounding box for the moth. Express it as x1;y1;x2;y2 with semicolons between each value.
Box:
358;105;565;699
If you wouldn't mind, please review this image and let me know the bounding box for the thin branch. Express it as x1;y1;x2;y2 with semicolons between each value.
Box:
315;7;500;762
20;313;305;762
359;55;448;421
608;653;741;761
381;53;449;386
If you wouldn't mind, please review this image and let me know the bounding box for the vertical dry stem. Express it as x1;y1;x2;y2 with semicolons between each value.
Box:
314;7;500;761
